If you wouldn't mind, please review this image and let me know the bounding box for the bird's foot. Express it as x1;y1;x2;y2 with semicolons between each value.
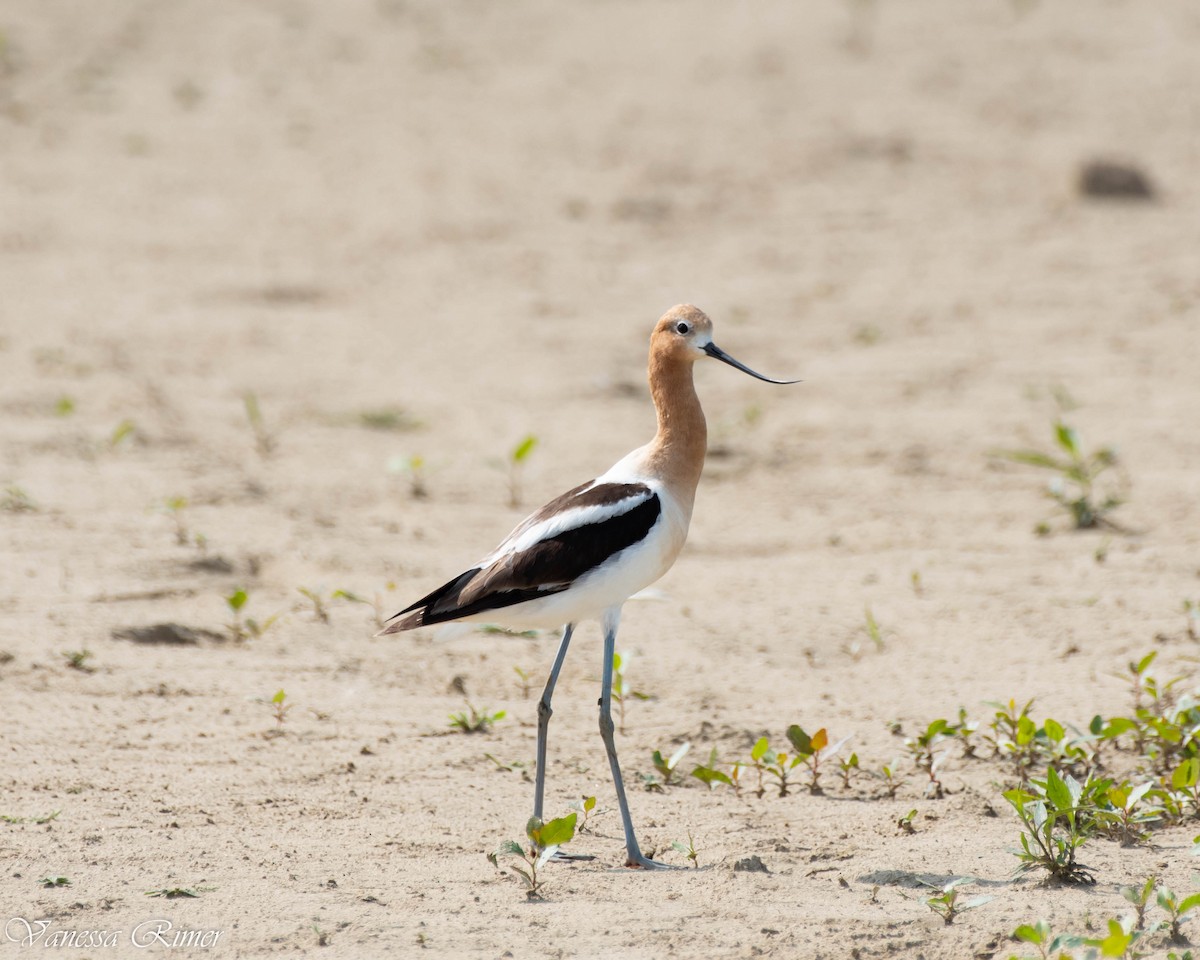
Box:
624;852;682;870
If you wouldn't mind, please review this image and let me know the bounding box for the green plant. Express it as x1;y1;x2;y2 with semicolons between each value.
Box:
863;605;884;651
507;435;537;507
297;587;361;624
904;719;950;797
786;725;845;795
487;813;577;899
690;746;734;791
54;395;75;417
1;810;60;825
651;742;691;787
839;752;860;789
570;796;596;832
387;454;428;499
109;418;136;448
226;588;278;642
1157;885;1200;943
611;651;650;735
145;887;206;898
1;485;37;513
1003;767;1108;884
671;831;699;868
513;665;532;700
448;701;505;734
1104;780;1162;845
265;689;292;730
897;809;917;834
1009;920;1084;960
1121;875;1158;931
880;758;905;799
921;877;993;925
39;876;71;888
243;392;275;457
1185;600;1199;641
63;649;94;673
158;496;194;546
995;420;1124;530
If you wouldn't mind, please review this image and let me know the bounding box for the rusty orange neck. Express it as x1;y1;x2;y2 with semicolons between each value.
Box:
644;350;707;516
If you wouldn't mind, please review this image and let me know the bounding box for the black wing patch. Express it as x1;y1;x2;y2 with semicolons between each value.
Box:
380;485;661;632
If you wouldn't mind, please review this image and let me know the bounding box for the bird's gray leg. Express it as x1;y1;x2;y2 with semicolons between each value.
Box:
598;608;677;870
534;623;593;863
534;623;574;821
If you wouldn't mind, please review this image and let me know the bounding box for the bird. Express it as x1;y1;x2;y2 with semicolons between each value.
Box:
379;304;798;869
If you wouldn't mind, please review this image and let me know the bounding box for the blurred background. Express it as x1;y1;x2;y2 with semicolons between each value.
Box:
2;0;1198;638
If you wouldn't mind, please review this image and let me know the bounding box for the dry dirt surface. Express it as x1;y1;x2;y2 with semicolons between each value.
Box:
3;2;1200;958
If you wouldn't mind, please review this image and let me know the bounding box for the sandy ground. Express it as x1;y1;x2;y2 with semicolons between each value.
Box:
3;1;1200;957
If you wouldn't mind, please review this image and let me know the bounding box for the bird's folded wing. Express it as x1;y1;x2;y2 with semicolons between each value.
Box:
386;482;662;629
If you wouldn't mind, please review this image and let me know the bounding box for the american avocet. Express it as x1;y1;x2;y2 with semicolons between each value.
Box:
380;305;798;869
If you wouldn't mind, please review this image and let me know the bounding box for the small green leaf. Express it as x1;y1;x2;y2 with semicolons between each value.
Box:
226;588;248;612
583;796;596;812
1178;892;1200;916
511;435;537;463
1014;922;1048;944
1044;766;1072;812
786;725;812;756
690;766;733;788
495;839;524;858
1178;759;1200;790
537;813;577;848
751;737;769;762
271;689;286;705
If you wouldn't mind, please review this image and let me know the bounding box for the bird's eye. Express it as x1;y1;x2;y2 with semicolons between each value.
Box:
675;321;690;335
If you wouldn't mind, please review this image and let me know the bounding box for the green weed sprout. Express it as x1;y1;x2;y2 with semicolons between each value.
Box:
387;454;428;499
1105;780;1162;846
880;758;905;799
921;877;993;925
786;725;845;795
651;742;691;787
225;588;278;642
38;876;71;888
63;649;94;673
1;485;37;513
671;831;699;868
448;701;505;733
905;719;950;798
513;665;532;700
487;813;577;899
243;392;275;457
1082;917;1144;959
158;496;192;546
1157;885;1200;943
691;750;735;791
1185;600;1199;641
267;689;292;730
995;420;1124;531
1121;876;1158;931
838;752;860;789
570;795;596;832
298;586;362;624
863;605;884;651
109;419;136;448
612;651;650;734
1009;920;1084;959
507;435;538;507
1003;767;1107;884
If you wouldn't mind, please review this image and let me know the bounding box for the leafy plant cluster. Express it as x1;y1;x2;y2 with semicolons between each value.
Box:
1009;879;1200;959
